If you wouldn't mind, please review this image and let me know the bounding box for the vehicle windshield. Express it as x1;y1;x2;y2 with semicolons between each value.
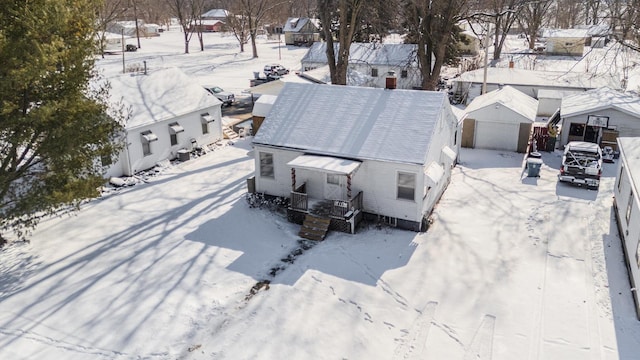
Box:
210;86;223;93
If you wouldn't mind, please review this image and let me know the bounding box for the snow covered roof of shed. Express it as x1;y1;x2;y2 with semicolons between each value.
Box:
464;85;538;121
107;67;220;129
456;68;620;90
301;42;417;67
252;94;278;117
561;87;640;118
253;83;451;165
202;9;228;18
542;28;589;38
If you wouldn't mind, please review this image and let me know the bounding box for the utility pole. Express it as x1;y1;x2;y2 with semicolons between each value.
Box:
121;29;125;74
482;23;492;95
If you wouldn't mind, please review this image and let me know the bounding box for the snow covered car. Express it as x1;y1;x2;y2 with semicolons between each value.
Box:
204;85;235;107
558;141;602;189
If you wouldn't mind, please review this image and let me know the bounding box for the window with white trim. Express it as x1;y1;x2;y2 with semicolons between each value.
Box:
371;68;378;77
168;122;184;146
260;152;274;178
140;130;157;156
397;172;415;201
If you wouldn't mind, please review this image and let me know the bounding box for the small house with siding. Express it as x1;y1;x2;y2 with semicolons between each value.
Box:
541;28;589;56
613;137;640;319
105;68;223;178
558;88;640;149
301;42;422;90
283;17;320;46
251;82;460;234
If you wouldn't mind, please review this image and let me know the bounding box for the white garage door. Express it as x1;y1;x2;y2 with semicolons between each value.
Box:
475;121;519;151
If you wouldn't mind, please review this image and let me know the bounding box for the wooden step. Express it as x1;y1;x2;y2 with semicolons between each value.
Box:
299;214;330;241
223;126;239;140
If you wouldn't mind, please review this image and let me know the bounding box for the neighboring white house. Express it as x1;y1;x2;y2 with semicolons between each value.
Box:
282;17;320;46
105;68;223;177
97;31;128;52
252;82;460;232
300;42;422;90
461;86;538;152
558;87;640;149
536;89;583;117
452;67;620;104
541;28;589;56
202;8;229;21
613;137;640;319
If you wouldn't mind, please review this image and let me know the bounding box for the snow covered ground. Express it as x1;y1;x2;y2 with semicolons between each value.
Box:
1;30;640;359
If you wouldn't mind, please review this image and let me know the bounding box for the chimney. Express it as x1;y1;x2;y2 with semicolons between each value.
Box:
508;57;514;69
385;71;397;90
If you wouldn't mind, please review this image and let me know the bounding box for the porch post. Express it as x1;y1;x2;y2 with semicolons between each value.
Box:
347;173;352;200
291;168;296;191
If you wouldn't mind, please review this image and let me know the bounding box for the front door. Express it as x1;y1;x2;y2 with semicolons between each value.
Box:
324;173;345;200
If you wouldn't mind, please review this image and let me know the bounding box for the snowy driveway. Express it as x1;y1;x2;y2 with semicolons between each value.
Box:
1;143;639;359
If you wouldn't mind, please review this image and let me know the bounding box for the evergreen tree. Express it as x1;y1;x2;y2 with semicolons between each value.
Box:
0;0;124;243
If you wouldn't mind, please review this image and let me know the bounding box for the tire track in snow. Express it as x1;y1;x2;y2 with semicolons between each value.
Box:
464;315;496;360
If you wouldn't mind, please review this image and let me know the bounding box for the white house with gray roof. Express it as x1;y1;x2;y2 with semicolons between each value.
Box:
105;68;222;177
252;82;460;232
559;87;640;149
283;17;320;46
613;137;640;319
452;67;620;105
300;42;422;89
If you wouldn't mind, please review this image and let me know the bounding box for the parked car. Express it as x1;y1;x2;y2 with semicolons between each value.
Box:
126;44;137;52
204;85;235;107
558;141;602;189
263;64;289;77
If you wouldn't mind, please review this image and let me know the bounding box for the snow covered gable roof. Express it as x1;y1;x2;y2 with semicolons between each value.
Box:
456;68;620;90
107;67;220;129
465;86;538;121
253;83;451;165
301;42;417;67
561;87;640;118
202;9;228;18
283;17;318;33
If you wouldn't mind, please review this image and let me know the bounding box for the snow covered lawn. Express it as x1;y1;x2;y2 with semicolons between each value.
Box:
1;141;639;359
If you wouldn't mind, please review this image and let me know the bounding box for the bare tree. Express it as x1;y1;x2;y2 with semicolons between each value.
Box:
192;0;207;51
585;0;603;25
235;0;289;58
317;0;366;85
470;0;523;60
517;0;553;50
552;0;583;28
166;0;196;53
225;6;251;52
403;0;471;90
606;0;640;53
94;0;129;58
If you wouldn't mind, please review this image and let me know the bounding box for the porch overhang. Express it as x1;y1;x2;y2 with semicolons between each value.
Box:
287;155;361;175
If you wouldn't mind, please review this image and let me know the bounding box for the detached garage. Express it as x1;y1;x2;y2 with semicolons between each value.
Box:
461;86;538;152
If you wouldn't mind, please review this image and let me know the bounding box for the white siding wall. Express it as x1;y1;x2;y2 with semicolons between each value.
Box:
613;158;640;316
300;61;421;90
538;97;561;117
105;105;222;177
254;146;303;197
560;108;640;147
467;105;531;151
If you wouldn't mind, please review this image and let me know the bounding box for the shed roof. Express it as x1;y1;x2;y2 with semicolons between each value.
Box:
301;42;417;67
252;95;278;117
202;9;228;18
107;68;220;129
561;87;640;118
456;68;620;90
253;83;453;165
464;86;538;121
542;28;589;38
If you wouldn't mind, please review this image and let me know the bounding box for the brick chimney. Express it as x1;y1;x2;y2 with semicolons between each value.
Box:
385;71;397;90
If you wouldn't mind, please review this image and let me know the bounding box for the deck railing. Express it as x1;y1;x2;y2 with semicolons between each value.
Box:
330;191;363;218
290;183;308;212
